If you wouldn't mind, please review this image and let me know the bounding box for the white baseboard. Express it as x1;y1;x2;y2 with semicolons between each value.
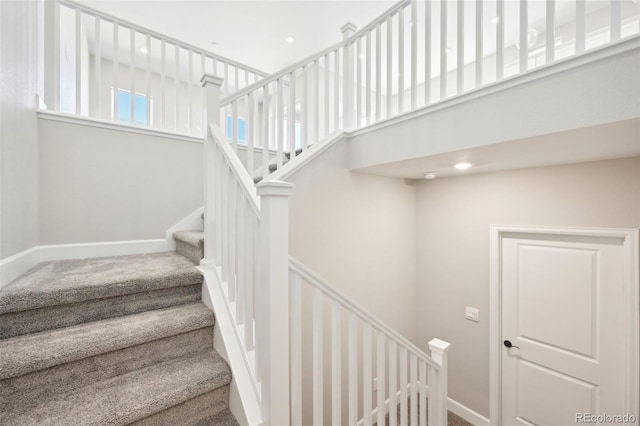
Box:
165;207;205;251
0;239;167;288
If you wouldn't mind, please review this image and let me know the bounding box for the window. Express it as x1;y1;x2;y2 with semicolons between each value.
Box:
112;89;150;126
226;116;246;143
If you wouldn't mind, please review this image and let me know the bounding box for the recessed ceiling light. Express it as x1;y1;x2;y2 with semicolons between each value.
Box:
424;172;437;180
285;36;294;43
139;47;148;54
454;162;472;170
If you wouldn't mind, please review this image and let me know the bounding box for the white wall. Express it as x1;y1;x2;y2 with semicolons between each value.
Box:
0;0;40;260
38;117;204;244
415;156;640;418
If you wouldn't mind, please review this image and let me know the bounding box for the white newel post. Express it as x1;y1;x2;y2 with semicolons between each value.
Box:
200;74;224;266
341;22;357;131
256;180;294;426
428;338;451;426
44;0;60;111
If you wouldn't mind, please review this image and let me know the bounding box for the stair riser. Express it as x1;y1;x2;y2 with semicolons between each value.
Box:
0;284;201;339
132;386;230;426
176;240;204;264
0;327;214;413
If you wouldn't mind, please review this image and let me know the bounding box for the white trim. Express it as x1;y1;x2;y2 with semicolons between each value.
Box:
0;239;167;288
345;37;639;138
37;109;204;144
265;131;345;182
165;207;205;251
200;263;263;426
489;225;639;426
356;382;490;426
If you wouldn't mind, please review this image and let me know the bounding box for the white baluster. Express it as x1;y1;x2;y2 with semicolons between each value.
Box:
497;0;504;80
94;16;102;118
312;59;320;143
288;72;296;160
440;0;447;99
348;312;358;426
398;9;405;112
262;85;270;178
324;54;330;137
400;346;408;425
145;35;151;126
244;204;255;350
411;0;418;108
425;0;432;105
520;0;529;72
356;38;362;128
175;45;180;131
419;360;427;426
386;16;393;118
376;331;386;426
389;340;398;426
334;50;340;129
247;93;255;174
366;32;372;126
291;273;302;426
410;354;418;426
363;323;372;426
113;22;119;120
301;65;308;151
44;0;61;111
475;0;483;88
160;40;166;129
546;0;555;64
332;302;342;426
76;8;82;115
341;23;357;131
375;24;382;122
313;287;323;426
232;100;239;153
236;191;245;323
188;50;193;132
457;0;464;95
277;78;284;168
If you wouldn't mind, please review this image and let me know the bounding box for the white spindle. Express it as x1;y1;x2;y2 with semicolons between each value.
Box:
398;9;405;113
277;78;284;168
215;147;222;266
375;25;382;121
236;192;245;323
232;101;238;152
221;165;229;282
228;180;237;301
334;50;340;128
425;0;432;105
576;0;586;54
410;354;418;426
160;40;166;128
389;340;398;426
244;202;255;350
262;85;269;177
457;0;464;95
400;347;408;425
188;50;193;132
75;8;81;115
247;93;255;174
366;32;372;126
428;339;451;426
546;0;555;64
324;54;330;136
288;72;296;160
331;302;342;426
94;16;101;118
386;16;393;117
129;28;135;124
313;287;323;426
235;65;239;92
349;313;358;426
497;0;504;80
611;0;622;41
224;63;229;93
269;82;276;151
313;60;320;143
301;66;308;150
291;273;302;426
356;38;362;128
411;0;418;108
520;0;528;72
427;363;438;426
363;323;373;426
113;22;119;120
475;0;483;87
376;331;386;426
440;0;447;99
145;35;151;126
175;46;180;131
419;361;427;426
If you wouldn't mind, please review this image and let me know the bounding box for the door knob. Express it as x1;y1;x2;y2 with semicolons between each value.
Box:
504;340;520;349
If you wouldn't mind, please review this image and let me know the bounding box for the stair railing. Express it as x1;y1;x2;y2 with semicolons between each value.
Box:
42;0;268;137
289;256;451;426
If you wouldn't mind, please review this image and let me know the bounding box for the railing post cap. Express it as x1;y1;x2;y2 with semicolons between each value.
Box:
256;180;295;197
201;73;224;88
341;22;357;36
428;338;451;353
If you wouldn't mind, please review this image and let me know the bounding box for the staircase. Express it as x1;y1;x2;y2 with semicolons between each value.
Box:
0;252;237;425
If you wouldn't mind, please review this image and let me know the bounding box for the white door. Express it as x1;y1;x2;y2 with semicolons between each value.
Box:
496;227;638;426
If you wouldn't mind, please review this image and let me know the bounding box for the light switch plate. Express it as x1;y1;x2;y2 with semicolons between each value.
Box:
465;306;479;322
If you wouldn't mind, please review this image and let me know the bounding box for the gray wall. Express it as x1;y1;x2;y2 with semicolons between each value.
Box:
38;118;203;244
415;156;640;417
0;0;40;259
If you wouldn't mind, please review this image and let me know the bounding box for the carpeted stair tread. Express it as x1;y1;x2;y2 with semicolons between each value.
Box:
0;252;202;315
204;408;241;426
0;303;214;380
173;230;205;248
0;350;231;426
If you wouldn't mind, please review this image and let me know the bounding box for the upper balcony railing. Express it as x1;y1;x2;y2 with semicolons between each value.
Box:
42;0;268;138
219;0;639;181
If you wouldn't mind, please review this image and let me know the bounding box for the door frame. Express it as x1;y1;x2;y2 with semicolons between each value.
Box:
489;225;639;426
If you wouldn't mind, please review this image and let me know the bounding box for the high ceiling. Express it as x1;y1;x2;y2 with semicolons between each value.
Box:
78;0;397;73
